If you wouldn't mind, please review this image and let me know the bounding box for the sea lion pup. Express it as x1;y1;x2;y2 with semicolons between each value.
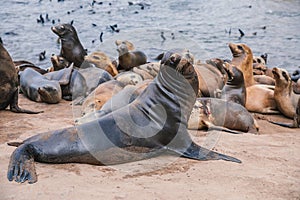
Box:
84;51;118;77
228;43;277;113
0;43;40;114
51;23;87;67
20;68;62;104
13;60;48;75
81;80;125;115
272;67;300;119
220;62;246;106
7;49;240;184
115;40;135;51
188;98;259;134
117;43;147;70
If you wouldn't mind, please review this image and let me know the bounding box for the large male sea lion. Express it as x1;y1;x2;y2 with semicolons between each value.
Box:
20;68;62;104
51;23;87;67
7;49;240;184
0;43;40;114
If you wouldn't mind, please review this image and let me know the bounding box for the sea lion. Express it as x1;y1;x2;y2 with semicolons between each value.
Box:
253;75;275;85
294;79;300;94
0;43;40;114
81;80;125;115
220;63;246;106
117;43;147;70
228;43;277;113
268;98;300;128
48;54;70;71
14;60;48;75
20;68;62;104
51;23;87;67
84;51;118;76
44;65;88;101
132;62;160;80
77;80;152;123
194;60;226;97
7;49;240;184
115;71;144;85
79;66;113;94
115;40;135;51
272;67;300;119
188;98;259;134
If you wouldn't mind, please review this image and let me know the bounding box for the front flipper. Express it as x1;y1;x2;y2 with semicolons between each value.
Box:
169;142;241;163
7;144;37;184
10;89;43;114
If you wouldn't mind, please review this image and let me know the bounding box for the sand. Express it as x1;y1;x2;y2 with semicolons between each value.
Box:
0;95;299;200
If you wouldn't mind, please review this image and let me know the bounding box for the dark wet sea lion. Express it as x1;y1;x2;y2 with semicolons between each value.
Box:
20;68;62;104
0;43;40;114
117;43;147;70
44;64;88;101
51;23;87;67
7;49;240;184
221;63;246;106
188;98;259;134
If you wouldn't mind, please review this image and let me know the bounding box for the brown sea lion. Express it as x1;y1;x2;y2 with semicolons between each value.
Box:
81;80;125;115
194;60;226;97
117;43;147;70
48;54;70;72
272;67;300;119
0;43;40;114
84;51;118;76
228;43;277;113
221;63;246;106
115;40;135;51
7;49;240;184
188;98;259;134
114;71;144;86
51;23;87;67
253;75;275;85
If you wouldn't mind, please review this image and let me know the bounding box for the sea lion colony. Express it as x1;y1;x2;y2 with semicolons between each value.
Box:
1;23;298;184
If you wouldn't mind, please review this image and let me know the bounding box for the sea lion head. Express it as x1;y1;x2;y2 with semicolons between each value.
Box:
117;43;129;55
223;62;244;85
229;43;252;58
51;55;70;71
115;40;135;51
272;67;292;89
51;23;77;39
38;84;62;104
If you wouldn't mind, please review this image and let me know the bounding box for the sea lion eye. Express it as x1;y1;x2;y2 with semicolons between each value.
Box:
237;45;243;50
93;56;100;60
282;71;289;81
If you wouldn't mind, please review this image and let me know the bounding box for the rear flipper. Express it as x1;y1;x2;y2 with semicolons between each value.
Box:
169;142;241;163
268;118;299;128
202;120;246;134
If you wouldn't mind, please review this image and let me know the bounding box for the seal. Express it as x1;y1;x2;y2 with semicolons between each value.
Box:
117;43;147;70
44;64;88;101
115;71;144;86
220;62;246;106
0;43;40;114
84;51;119;77
228;43;277;113
51;23;87;67
272;67;300;119
229;43;255;87
7;49;241;184
79;65;113;94
20;68;62;104
188;98;259;134
81;80;125;115
48;54;70;72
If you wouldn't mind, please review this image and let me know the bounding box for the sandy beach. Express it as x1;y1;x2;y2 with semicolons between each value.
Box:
0;95;299;200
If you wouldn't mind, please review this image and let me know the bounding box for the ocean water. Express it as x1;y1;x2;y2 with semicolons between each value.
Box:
1;0;299;73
